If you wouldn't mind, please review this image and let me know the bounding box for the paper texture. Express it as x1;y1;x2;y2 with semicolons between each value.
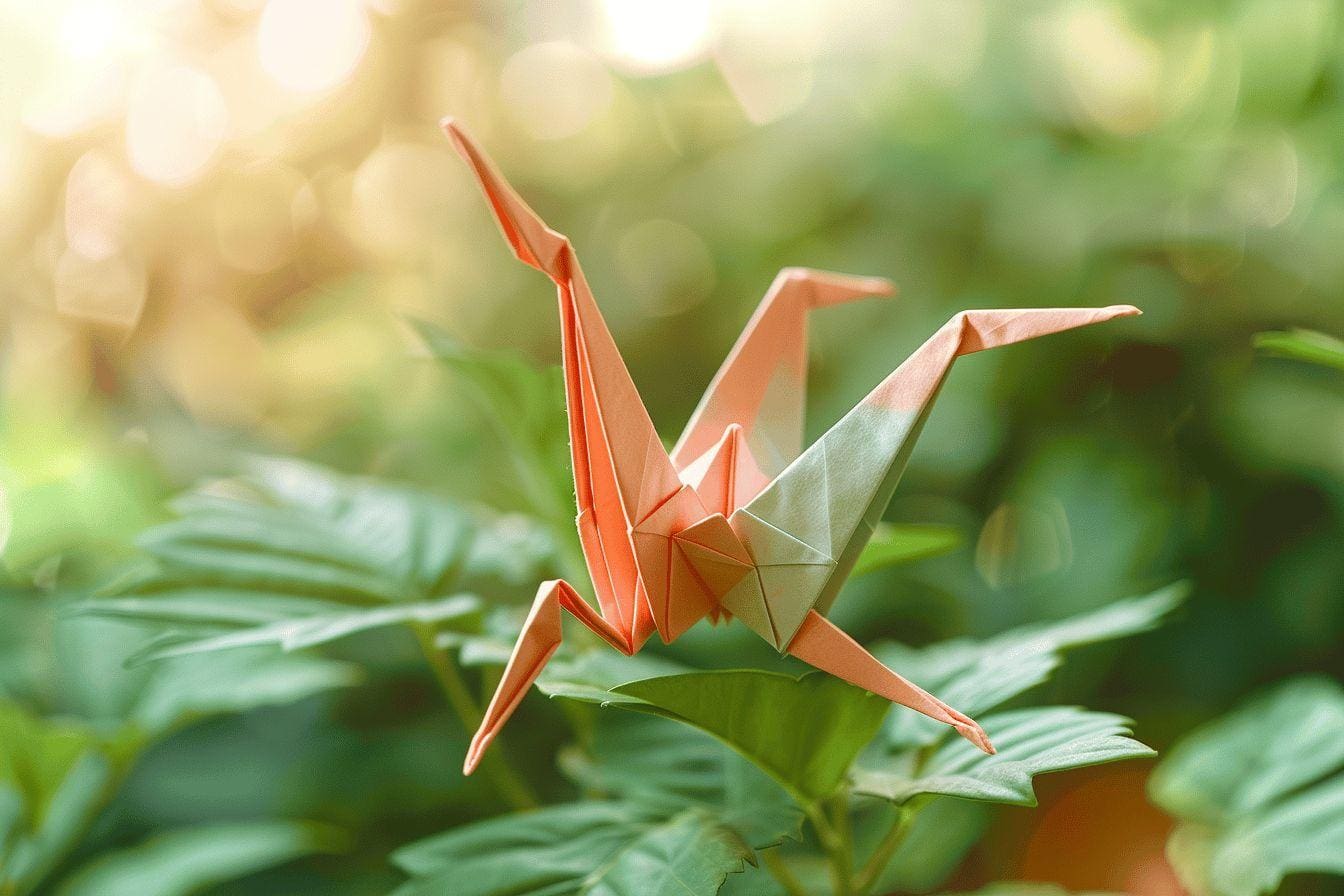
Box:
442;119;1139;774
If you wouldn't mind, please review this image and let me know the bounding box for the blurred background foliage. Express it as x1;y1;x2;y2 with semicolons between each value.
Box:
0;0;1342;893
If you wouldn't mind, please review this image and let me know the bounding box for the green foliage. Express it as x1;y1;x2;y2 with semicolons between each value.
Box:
939;887;1116;896
395;717;799;896
6;0;1344;889
412;320;575;532
55;821;346;896
0;658;352;896
1255;330;1344;372
1149;677;1344;896
404;584;1181;896
70;459;547;662
561;717;803;848
394;803;751;896
875;584;1187;750
568;669;889;803
854;707;1153;806
0;701;114;893
127;647;361;739
851;523;962;578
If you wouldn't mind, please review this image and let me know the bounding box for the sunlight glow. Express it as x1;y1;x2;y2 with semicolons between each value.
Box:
125;64;228;186
599;0;716;75
258;0;371;93
20;0;155;137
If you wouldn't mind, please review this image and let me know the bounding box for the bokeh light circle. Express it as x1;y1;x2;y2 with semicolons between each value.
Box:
258;0;371;94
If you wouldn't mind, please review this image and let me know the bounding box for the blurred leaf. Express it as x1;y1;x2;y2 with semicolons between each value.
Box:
1150;677;1344;896
392;803;752;896
55;820;346;896
560;715;803;848
131;457;476;604
877;584;1187;750
864;798;991;894
593;670;889;803
1254;329;1344;372
129;647;360;739
536;650;691;702
81;460;512;663
853;707;1153;806
113;595;479;664
938;887;1116;896
0;701;114;893
852;523;962;577
412;320;573;521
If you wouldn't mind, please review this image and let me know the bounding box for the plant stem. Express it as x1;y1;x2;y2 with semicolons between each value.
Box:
761;847;809;896
804;799;854;896
829;793;855;888
411;622;538;810
853;806;914;896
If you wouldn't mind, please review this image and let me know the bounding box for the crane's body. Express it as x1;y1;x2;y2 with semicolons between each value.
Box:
442;119;1139;775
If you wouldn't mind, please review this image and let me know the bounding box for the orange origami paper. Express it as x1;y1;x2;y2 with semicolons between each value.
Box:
442;119;1139;776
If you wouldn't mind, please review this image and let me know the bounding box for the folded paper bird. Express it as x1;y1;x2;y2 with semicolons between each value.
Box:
442;119;1139;776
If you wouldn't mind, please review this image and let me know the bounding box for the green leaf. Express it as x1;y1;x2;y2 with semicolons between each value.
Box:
120;595;480;664
876;584;1187;750
412;320;574;519
853;706;1154;806
1254;329;1344;372
0;702;114;893
560;715;803;849
601;670;890;803
1149;676;1344;824
129;646;361;739
55;820;346;896
393;804;751;896
143;458;476;603
82;460;512;664
852;523;962;577
1150;676;1344;896
70;588;356;628
1201;775;1344;896
536;650;692;703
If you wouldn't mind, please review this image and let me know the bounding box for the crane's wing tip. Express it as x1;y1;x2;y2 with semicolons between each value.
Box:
1105;304;1142;318
439;117;473;156
869;277;898;297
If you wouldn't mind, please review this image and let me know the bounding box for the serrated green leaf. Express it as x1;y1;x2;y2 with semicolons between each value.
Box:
601;670;890;803
877;584;1187;750
1254;329;1344;372
1151;676;1344;896
54;820;346;896
560;715;803;849
852;523;962;577
1149;676;1344;824
88;460;516;666
1203;774;1344;896
70;588;356;628
853;706;1153;806
393;803;749;896
583;810;751;896
121;594;480;664
536;650;692;703
129;647;360;738
128;460;477;605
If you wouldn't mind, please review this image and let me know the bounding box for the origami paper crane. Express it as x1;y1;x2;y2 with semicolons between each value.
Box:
442;119;1139;776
